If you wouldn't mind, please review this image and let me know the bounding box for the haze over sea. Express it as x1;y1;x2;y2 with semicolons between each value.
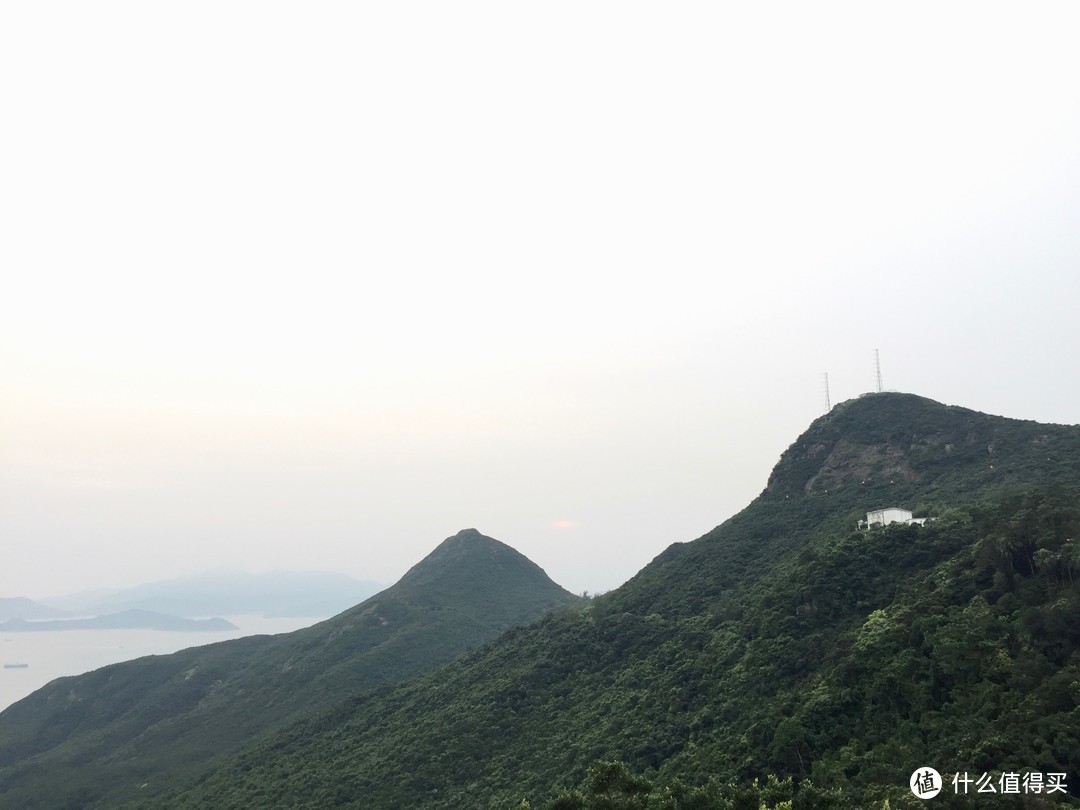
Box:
0;615;319;712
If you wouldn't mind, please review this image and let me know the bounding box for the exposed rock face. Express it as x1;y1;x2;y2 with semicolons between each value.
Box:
763;392;1079;500
802;438;919;494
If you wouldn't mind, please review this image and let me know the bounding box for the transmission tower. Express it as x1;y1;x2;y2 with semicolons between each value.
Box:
875;349;883;393
823;372;832;412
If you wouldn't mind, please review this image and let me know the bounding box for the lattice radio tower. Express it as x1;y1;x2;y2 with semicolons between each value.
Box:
875;349;883;393
823;372;832;412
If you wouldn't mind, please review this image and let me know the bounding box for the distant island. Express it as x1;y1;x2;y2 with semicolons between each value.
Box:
0;610;237;632
39;570;382;619
0;597;70;622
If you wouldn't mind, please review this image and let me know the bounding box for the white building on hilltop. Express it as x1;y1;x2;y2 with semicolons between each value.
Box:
858;507;928;530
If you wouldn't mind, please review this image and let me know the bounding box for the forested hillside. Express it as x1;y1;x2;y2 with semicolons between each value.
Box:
0;530;581;808
165;394;1080;809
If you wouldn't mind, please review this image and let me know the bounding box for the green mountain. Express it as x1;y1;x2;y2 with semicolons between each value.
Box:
161;393;1080;809
0;529;581;808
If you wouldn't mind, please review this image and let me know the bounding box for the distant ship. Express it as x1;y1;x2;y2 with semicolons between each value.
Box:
3;663;29;669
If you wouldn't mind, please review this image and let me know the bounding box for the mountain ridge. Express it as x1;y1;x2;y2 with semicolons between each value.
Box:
3;394;1077;808
611;392;1080;618
0;529;581;808
165;393;1080;808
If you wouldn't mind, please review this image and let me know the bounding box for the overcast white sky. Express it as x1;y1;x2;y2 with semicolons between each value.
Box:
3;2;1079;599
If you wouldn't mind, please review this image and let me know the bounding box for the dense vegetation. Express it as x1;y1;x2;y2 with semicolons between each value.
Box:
4;393;1078;808
0;530;581;808
158;394;1079;809
167;496;1078;809
541;491;1080;809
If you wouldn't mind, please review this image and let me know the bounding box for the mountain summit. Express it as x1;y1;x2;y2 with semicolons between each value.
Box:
398;527;548;590
394;528;576;623
765;391;1079;498
0;530;580;807
612;392;1080;617
401;527;519;582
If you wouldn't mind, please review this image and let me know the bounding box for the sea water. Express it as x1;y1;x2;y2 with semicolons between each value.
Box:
0;614;322;713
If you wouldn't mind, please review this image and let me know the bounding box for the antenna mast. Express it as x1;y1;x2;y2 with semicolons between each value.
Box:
823;372;831;412
875;349;883;393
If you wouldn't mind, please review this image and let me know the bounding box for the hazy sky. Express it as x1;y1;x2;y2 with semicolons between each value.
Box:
3;2;1079;599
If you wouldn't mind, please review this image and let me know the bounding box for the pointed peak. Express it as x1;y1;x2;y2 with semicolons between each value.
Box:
431;528;502;553
391;529;569;600
450;528;483;540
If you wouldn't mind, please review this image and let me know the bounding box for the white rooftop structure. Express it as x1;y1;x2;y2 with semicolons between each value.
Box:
859;507;928;530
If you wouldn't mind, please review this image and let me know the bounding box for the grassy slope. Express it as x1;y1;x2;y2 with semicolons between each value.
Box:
0;530;581;808
166;394;1080;808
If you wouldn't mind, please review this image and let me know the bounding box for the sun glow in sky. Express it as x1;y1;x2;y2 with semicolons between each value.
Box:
3;2;1080;597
